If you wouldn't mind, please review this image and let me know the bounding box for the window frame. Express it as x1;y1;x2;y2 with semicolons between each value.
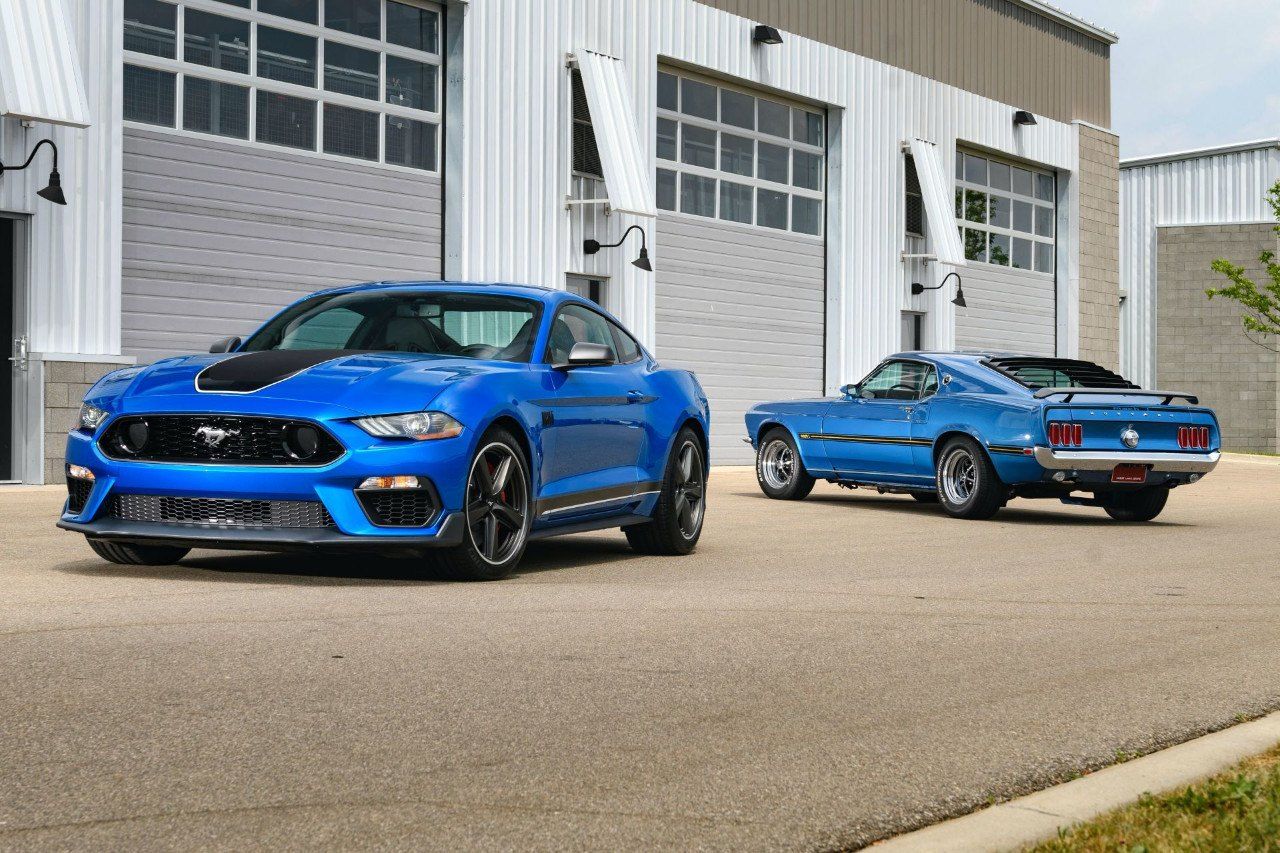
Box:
954;148;1056;275
123;0;442;175
541;301;645;367
857;358;939;402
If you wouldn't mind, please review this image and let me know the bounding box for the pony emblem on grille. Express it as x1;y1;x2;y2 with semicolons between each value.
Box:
195;425;240;448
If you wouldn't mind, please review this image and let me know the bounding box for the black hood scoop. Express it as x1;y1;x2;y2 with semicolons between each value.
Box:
196;350;351;393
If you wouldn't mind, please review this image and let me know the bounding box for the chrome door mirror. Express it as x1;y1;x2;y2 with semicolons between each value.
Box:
557;341;615;369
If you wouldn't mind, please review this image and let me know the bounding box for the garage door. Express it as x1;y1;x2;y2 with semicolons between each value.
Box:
653;69;826;465
953;150;1057;356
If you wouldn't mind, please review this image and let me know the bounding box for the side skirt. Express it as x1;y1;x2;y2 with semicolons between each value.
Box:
528;514;651;541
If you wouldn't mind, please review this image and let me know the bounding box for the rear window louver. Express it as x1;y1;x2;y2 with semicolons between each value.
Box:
981;357;1139;390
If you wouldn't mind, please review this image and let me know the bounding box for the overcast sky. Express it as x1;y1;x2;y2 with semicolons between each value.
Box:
1058;0;1280;159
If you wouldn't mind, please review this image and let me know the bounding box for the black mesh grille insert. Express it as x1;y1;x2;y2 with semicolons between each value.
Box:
107;494;336;528
66;477;93;514
357;489;437;527
99;415;344;466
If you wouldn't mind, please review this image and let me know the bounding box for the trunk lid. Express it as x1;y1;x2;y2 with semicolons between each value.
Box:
1042;397;1218;453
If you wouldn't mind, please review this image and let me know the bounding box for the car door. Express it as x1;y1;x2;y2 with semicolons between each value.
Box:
820;359;932;482
538;304;647;505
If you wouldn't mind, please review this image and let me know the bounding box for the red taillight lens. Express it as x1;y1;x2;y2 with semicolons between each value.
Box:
1048;422;1083;447
1199;426;1210;449
1072;423;1083;446
1049;422;1062;445
1178;426;1188;448
1179;426;1211;449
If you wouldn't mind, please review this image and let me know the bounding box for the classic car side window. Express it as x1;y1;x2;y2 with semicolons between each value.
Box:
546;304;620;364
919;367;939;399
860;361;935;401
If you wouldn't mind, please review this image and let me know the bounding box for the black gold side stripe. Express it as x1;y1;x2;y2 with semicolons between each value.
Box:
988;444;1033;456
536;481;661;517
798;433;931;447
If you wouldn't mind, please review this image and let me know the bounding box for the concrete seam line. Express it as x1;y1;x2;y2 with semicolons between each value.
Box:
870;710;1280;853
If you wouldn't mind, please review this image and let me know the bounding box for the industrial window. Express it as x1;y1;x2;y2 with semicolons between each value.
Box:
955;150;1055;273
655;68;825;237
122;0;441;172
570;70;602;178
904;155;924;237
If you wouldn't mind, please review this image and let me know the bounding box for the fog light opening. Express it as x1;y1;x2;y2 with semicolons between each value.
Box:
359;475;421;490
68;464;95;481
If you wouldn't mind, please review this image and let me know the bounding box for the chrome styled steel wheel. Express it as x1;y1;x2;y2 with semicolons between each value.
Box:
759;438;795;491
939;447;977;506
464;441;530;566
673;439;705;540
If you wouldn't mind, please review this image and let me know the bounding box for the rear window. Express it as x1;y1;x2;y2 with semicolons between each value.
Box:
983;357;1137;390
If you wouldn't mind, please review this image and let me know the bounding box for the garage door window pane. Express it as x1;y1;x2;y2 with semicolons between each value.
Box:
758;141;789;184
1012;167;1034;197
719;181;753;224
656;71;678;111
964;229;987;262
655;118;677;161
989;161;1011;191
259;27;317;86
123;64;176;126
387;2;438;53
988;195;1010;228
1035;241;1054;273
325;0;380;38
964;154;987;185
758;98;790;139
793;150;822;190
656;168;677;210
324;103;379;160
124;0;176;58
1012;199;1033;233
1011;237;1033;270
184;10;249;73
385;115;436;170
681;78;717;120
256;90;316;150
680;173;716;217
793;110;823;146
681;124;716;169
720;133;753;177
792;196;821;235
1037;173;1055;201
988;233;1010;266
325;41;379;100
385;55;436;111
963;190;987;224
260;0;318;24
184;77;249;139
1035;205;1054;238
720;89;754;130
757;188;788;229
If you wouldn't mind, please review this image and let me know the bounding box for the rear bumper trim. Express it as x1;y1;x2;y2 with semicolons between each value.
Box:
1032;446;1220;473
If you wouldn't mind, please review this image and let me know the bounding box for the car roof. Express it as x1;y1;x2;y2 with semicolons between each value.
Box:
312;280;582;304
886;351;1021;369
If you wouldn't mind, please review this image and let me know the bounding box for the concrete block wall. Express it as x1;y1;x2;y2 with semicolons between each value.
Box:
1077;124;1121;371
42;360;130;485
1156;223;1280;453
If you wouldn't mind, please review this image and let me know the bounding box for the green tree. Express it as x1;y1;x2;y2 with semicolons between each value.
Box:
1206;180;1280;352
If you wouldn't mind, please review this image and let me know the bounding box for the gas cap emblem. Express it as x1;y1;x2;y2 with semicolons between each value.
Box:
1121;427;1140;448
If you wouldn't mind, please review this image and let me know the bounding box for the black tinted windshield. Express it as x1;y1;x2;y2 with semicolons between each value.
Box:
241;291;542;362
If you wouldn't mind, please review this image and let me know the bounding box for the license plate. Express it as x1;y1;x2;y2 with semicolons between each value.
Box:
1111;464;1147;484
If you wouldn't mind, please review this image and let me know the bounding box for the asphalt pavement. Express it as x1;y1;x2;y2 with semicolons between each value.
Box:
3;455;1279;851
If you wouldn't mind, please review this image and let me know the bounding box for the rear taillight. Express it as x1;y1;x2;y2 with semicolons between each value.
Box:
1178;426;1210;449
1048;421;1083;447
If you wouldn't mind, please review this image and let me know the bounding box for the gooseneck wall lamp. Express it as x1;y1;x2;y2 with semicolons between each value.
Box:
0;138;67;205
912;271;967;308
583;224;653;272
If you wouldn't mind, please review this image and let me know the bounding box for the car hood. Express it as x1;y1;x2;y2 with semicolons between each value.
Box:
93;351;522;417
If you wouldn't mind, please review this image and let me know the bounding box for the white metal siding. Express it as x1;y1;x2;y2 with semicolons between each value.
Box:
656;216;824;464
954;265;1056;355
0;0;91;127
1120;142;1280;386
121;127;442;362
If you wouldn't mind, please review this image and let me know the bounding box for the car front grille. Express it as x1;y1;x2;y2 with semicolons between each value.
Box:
107;494;336;529
99;415;344;466
356;489;438;527
66;476;93;514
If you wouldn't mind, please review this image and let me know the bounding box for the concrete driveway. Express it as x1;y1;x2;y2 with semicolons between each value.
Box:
3;456;1279;851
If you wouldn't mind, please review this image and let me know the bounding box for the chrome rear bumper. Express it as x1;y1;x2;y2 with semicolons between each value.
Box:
1032;446;1220;474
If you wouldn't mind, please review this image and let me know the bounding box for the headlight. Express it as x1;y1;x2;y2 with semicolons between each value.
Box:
78;403;109;432
352;411;463;441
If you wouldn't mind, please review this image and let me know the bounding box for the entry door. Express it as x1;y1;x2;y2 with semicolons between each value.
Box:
821;360;931;481
1;219;13;482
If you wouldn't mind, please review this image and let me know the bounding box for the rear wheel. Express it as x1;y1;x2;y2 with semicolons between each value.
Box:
624;428;705;556
87;539;190;566
1102;486;1170;522
433;429;532;580
755;428;815;500
935;437;1005;520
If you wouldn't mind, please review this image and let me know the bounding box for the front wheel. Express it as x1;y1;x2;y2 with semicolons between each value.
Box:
624;428;706;555
755;428;815;500
1102;486;1170;522
935;437;1005;520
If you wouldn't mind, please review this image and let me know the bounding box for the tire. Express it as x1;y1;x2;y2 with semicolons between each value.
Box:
910;492;939;503
432;428;533;580
755;427;815;501
1102;486;1170;522
624;427;706;556
87;538;190;566
935;437;1005;520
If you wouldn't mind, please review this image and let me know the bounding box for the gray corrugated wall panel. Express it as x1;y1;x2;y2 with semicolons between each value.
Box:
656;216;825;465
954;264;1056;355
122;127;442;363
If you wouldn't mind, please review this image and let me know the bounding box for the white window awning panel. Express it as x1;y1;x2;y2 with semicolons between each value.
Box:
573;49;654;217
0;0;91;128
908;138;965;266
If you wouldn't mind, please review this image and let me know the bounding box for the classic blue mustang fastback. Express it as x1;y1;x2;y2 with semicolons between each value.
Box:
59;282;710;579
744;352;1220;521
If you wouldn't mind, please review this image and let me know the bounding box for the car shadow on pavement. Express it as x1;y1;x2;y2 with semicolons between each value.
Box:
53;533;641;586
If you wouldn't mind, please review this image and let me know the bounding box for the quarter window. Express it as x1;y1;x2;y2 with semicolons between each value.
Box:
123;0;442;172
547;305;619;365
655;68;824;237
955;150;1055;272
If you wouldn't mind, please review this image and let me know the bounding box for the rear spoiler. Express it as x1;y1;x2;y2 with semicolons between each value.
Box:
1033;387;1199;405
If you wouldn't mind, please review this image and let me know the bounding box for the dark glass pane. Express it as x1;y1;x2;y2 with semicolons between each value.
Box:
963;189;987;224
758;141;788;183
655;118;677;161
719;181;752;224
679;173;716;217
124;0;176;58
1011;237;1033;270
183;77;248;138
325;0;380;38
792;196;821;235
1012;199;1034;233
656;168;676;210
1037;173;1055;201
989;161;1011;191
212;0;251;6
258;26;317;86
793;110;823;146
757;98;789;139
757;188;787;229
680;124;715;169
964;154;987;185
680;78;716;120
325;40;379;100
793;150;822;190
1035;241;1054;273
656;71;678;111
123;64;175;126
989;195;1010;228
1012;166;1033;196
260;0;317;24
989;233;1011;266
386;1;438;52
256;90;316;150
385;55;436;111
720;89;753;130
184;10;249;73
1035;205;1054;238
719;133;752;177
963;229;987;262
324;104;378;161
385;115;436;169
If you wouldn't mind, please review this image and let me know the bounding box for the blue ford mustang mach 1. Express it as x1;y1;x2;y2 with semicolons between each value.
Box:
745;352;1220;522
59;283;710;580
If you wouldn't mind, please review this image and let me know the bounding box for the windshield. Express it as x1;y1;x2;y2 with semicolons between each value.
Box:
241;291;543;362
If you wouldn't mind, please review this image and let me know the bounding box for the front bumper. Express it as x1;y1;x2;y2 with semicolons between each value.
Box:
1032;446;1220;474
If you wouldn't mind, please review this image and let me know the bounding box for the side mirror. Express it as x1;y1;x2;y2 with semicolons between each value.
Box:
209;336;241;354
556;341;615;369
840;383;858;398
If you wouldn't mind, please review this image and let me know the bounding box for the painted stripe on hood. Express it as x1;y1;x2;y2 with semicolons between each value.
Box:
195;350;351;393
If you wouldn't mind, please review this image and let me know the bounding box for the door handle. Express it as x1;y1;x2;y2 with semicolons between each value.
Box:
902;406;914;415
8;335;28;371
